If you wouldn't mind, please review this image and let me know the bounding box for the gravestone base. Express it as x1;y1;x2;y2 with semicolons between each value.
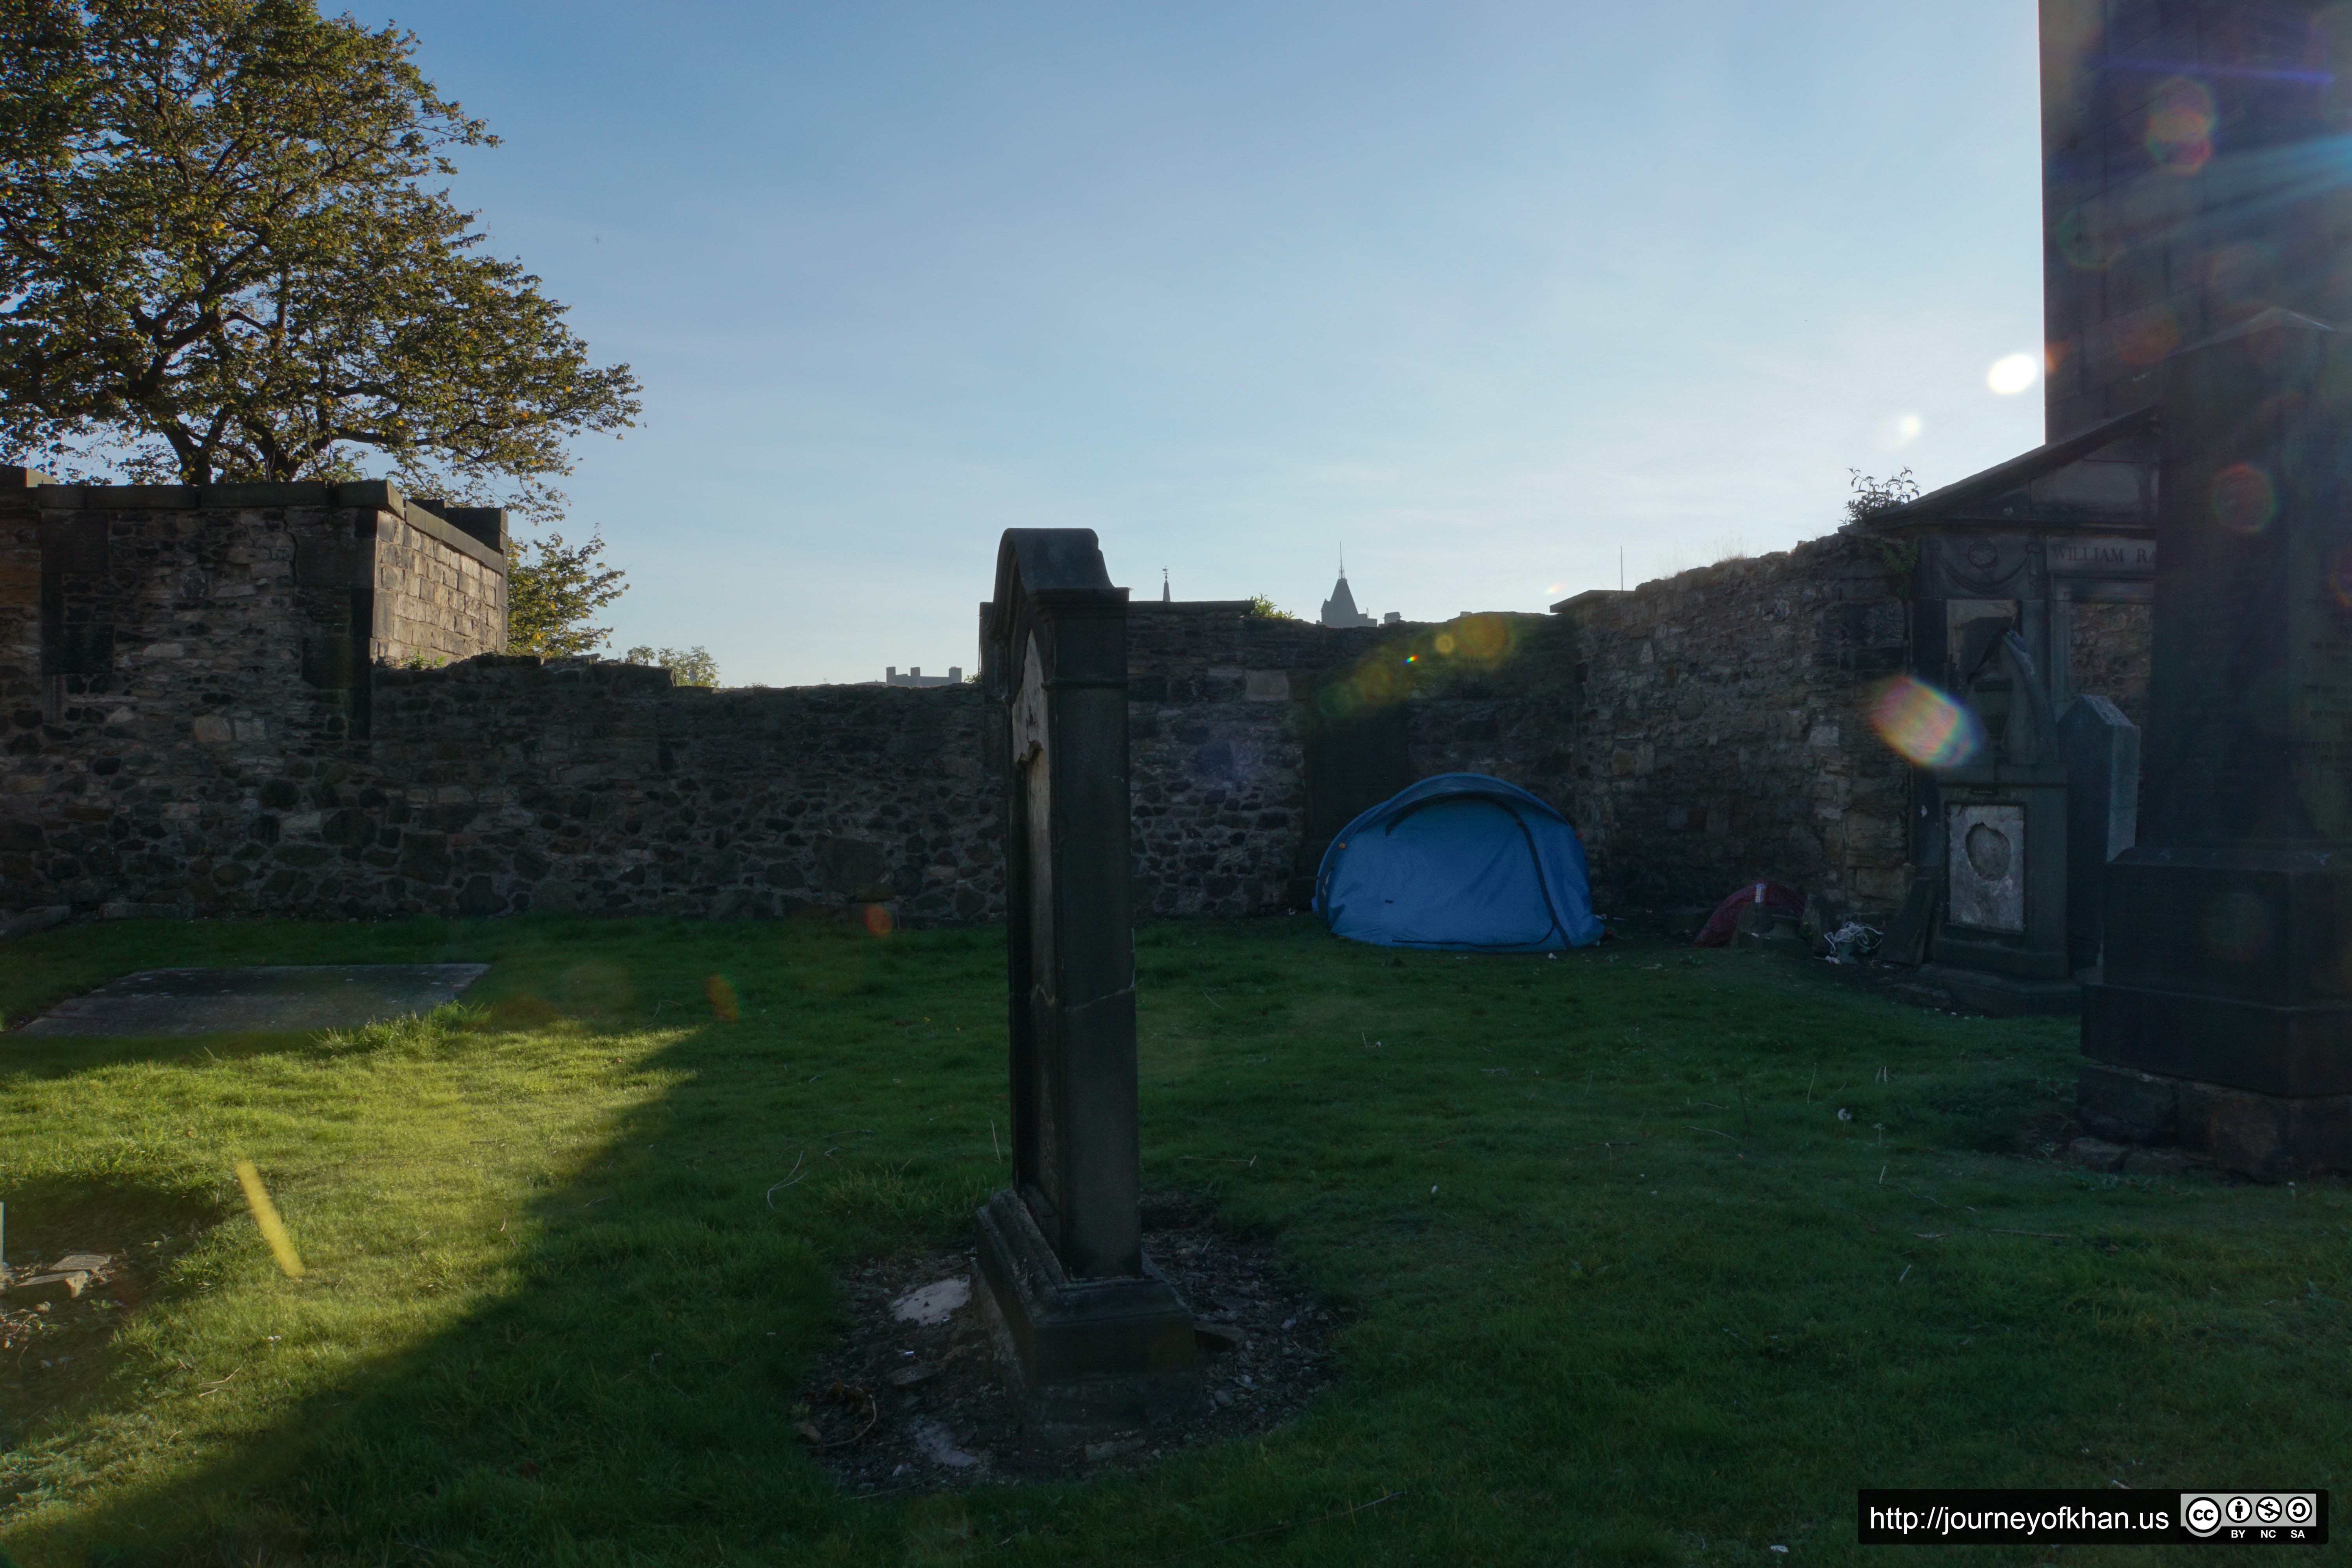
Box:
1915;963;2080;1016
2085;850;2352;1095
2077;1062;2352;1182
973;1189;1203;1445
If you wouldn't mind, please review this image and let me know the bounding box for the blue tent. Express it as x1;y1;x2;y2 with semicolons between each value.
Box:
1313;773;1603;952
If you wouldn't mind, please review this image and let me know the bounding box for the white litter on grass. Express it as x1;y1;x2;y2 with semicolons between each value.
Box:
913;1421;980;1468
890;1276;971;1325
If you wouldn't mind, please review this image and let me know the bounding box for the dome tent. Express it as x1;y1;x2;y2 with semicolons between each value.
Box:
1312;773;1604;952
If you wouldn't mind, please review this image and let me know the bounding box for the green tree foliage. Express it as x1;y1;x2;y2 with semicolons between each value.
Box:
1246;594;1298;620
622;645;720;689
506;532;624;658
0;0;640;490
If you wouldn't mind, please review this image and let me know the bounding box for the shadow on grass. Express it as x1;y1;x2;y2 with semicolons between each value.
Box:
2;918;1012;1567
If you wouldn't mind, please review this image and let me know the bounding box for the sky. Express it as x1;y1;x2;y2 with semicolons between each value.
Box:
354;0;2047;687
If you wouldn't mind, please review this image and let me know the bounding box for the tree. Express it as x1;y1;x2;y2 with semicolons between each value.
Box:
507;532;624;658
0;0;640;493
622;645;720;689
1246;594;1298;620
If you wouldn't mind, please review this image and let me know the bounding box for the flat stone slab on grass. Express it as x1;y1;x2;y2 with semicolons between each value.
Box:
14;964;490;1036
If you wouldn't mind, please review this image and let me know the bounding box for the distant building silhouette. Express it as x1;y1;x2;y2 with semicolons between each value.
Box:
1319;572;1374;628
886;666;962;687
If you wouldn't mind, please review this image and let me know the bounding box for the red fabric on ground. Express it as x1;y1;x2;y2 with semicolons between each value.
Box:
1693;881;1803;947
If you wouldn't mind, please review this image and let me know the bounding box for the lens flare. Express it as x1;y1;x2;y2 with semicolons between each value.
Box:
2329;548;2352;608
1866;676;1985;769
1986;353;2040;395
2210;463;2277;535
704;973;740;1020
2114;306;2180;366
1455;615;1512;660
2147;77;2217;172
1312;615;1524;719
1874;413;1923;451
862;902;895;937
2201;888;2274;963
2054;199;2123;271
234;1159;305;1279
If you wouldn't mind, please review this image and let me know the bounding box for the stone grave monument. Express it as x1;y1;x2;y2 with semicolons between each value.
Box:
1915;628;2074;1012
972;528;1199;1440
2082;309;2352;1179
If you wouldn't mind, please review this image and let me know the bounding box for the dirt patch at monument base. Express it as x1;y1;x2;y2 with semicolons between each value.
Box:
796;1195;1338;1492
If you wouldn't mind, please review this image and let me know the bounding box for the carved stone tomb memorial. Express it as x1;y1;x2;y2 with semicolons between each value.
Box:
2082;309;2352;1179
972;529;1200;1441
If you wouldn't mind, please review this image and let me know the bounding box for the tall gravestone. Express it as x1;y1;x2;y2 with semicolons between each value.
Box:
2082;309;2352;1179
973;529;1198;1439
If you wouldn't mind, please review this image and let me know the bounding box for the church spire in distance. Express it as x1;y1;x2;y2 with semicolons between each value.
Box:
1319;544;1374;628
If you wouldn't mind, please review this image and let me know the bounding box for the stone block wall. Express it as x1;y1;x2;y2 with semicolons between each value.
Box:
2066;600;2151;730
368;503;508;667
1557;535;1916;915
1117;604;1578;917
327;662;998;923
2;475;2161;931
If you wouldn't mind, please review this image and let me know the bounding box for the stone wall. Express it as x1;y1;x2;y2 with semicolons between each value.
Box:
1116;603;1578;917
2066;600;2151;730
1556;535;1915;915
369;501;509;667
1;472;2161;930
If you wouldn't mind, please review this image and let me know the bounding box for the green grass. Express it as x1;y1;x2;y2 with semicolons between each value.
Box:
0;914;2344;1566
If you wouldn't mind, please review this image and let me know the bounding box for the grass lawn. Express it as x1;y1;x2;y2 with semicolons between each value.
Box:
0;913;2345;1566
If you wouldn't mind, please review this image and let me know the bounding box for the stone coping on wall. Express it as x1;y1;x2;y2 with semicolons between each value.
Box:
9;470;506;575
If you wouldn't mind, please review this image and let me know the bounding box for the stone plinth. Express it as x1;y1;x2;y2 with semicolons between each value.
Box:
2082;308;2352;1178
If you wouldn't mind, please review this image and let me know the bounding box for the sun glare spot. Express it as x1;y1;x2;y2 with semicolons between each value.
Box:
1874;414;1922;452
235;1159;306;1279
1987;353;2040;395
2147;77;2217;173
704;973;741;1020
1867;676;1984;769
2211;463;2277;535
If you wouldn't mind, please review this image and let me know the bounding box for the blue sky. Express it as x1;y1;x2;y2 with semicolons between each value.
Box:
359;0;2045;686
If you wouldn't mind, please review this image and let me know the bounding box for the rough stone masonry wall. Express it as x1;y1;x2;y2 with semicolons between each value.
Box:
1;474;2154;931
1118;604;1577;918
1561;535;1916;916
2067;600;2151;730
